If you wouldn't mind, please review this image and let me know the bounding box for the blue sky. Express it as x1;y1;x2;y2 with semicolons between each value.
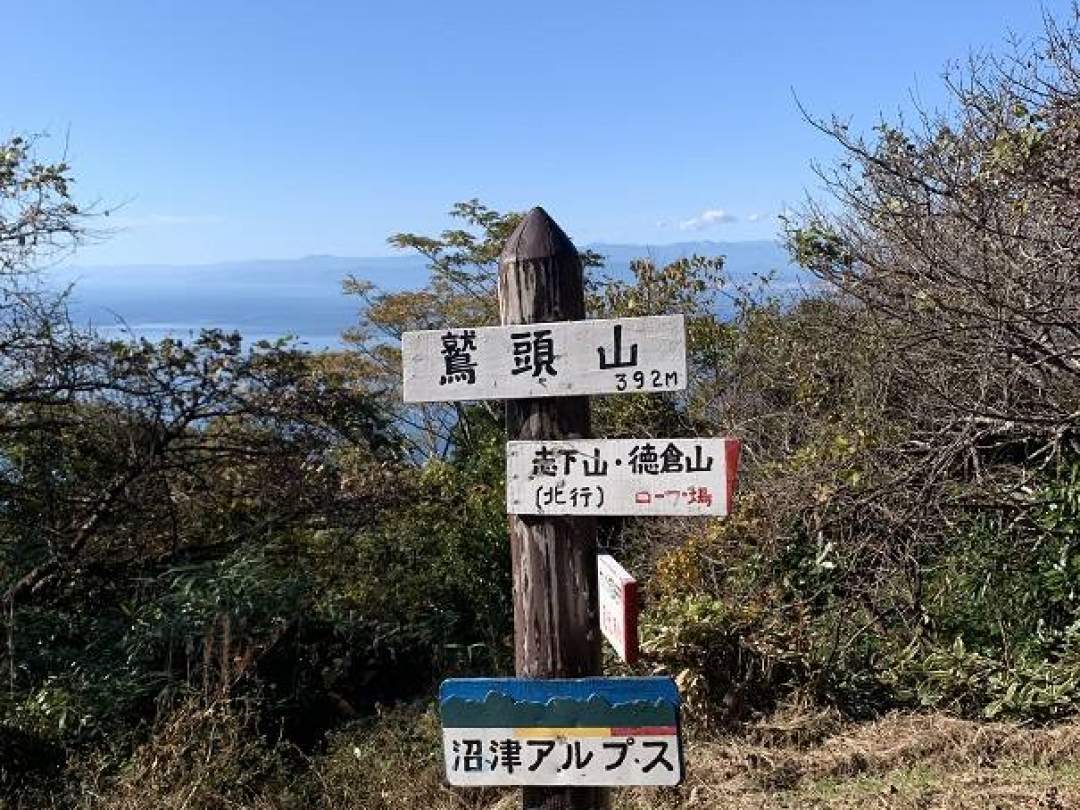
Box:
3;1;1069;264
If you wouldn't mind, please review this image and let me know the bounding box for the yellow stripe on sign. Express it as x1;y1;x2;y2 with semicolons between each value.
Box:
514;727;612;738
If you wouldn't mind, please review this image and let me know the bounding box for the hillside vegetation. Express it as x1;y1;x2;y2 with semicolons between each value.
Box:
4;11;1080;809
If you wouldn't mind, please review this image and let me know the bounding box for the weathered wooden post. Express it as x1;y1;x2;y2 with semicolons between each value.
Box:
405;208;711;804
498;207;605;810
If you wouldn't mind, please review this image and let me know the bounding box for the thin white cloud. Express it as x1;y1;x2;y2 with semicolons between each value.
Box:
747;212;767;223
678;208;737;231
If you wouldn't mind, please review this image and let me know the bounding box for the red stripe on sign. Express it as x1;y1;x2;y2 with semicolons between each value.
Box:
725;438;742;515
623;576;639;665
611;726;677;736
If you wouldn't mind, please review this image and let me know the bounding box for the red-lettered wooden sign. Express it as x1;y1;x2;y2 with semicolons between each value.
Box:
598;555;639;664
507;438;741;517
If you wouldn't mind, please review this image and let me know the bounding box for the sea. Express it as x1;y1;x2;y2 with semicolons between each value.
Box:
51;242;805;351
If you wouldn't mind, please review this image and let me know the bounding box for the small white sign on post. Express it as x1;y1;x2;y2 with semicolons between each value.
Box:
598;555;639;664
401;315;686;402
507;438;740;517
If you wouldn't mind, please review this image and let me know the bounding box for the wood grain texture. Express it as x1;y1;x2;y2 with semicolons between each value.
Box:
499;207;606;810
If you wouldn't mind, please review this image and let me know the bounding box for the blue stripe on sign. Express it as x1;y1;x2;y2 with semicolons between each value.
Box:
439;676;679;706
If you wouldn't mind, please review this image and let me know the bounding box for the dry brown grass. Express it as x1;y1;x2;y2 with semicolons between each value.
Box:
612;707;1080;809
26;704;1080;810
71;699;293;810
309;703;500;810
305;704;1080;809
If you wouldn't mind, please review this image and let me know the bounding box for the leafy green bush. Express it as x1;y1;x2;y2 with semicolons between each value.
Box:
642;593;812;725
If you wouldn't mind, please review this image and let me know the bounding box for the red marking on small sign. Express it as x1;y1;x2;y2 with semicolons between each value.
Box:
725;439;742;515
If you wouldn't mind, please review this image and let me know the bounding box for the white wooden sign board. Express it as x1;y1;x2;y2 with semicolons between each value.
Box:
598;555;639;664
507;437;740;517
401;315;686;402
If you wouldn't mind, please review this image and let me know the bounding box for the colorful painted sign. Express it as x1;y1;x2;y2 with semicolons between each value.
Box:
506;437;741;516
440;677;682;787
401;315;686;402
598;555;639;664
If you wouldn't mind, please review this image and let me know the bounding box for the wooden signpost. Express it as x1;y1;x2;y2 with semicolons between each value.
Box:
440;677;682;787
401;206;741;809
499;208;604;810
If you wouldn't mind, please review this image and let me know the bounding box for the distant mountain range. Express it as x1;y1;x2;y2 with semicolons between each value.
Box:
588;240;798;278
52;240;805;349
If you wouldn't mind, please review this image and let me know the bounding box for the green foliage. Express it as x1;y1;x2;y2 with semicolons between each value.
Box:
11;26;1080;798
642;593;811;726
314;410;512;679
885;633;1080;721
0;134;93;275
788;224;851;270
